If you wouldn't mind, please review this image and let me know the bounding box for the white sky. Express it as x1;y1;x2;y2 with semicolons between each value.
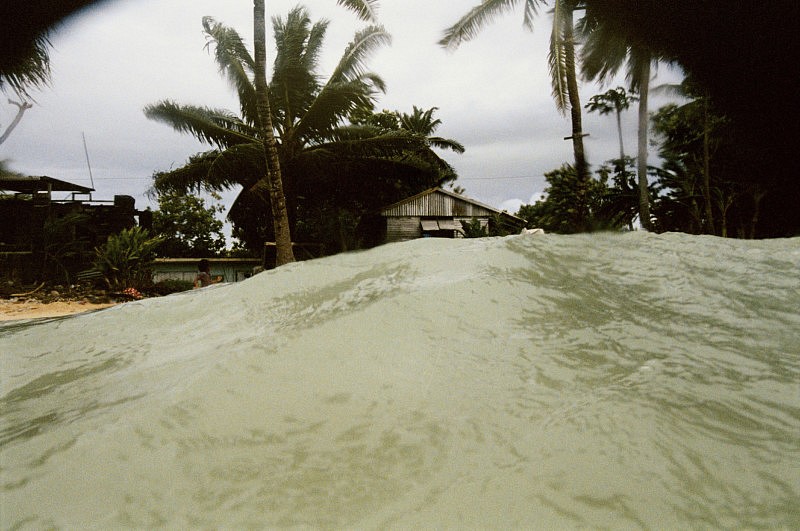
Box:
1;0;682;222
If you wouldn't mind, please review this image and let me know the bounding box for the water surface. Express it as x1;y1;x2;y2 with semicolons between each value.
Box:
2;232;799;528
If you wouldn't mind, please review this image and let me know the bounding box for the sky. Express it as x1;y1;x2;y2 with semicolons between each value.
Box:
1;0;683;231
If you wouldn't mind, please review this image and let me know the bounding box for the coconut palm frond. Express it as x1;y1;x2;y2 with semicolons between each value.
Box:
625;46;653;92
269;7;327;135
395;106;465;154
207;142;265;188
522;0;545;31
398;106;441;134
0;32;51;97
151;150;219;196
202;17;258;125
428;137;466;154
296;78;379;141
440;0;528;50
579;19;627;84
548;3;570;115
271;7;326;130
144;100;257;148
336;0;379;22
290;25;388;140
310;128;428;159
329;25;391;84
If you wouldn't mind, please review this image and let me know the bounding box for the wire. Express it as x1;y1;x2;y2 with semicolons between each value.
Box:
459;175;536;181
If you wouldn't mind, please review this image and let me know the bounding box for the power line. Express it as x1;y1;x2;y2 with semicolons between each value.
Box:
459;175;537;181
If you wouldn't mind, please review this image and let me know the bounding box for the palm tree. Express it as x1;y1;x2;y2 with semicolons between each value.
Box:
250;0;377;265
146;8;446;254
585;86;636;162
580;12;659;230
441;0;590;184
396;106;465;155
253;0;294;264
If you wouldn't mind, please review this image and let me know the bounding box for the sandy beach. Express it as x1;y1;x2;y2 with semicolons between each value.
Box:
0;299;118;321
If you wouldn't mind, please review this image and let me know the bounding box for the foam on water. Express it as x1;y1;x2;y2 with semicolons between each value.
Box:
2;232;799;528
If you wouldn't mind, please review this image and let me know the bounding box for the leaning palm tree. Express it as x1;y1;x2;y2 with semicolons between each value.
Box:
146;8;447;253
441;0;589;184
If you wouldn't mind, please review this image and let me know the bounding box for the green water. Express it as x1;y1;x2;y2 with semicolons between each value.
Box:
1;232;799;528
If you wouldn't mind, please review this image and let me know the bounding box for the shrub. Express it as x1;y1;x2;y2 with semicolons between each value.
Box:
151;279;194;296
94;227;162;291
460;218;488;238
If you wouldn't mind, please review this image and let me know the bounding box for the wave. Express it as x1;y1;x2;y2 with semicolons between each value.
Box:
2;232;799;528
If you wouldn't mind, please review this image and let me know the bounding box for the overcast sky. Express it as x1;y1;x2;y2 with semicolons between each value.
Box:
1;0;682;223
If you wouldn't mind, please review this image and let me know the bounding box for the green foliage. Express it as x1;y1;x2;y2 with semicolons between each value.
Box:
460;218;488;238
152;192;226;257
146;8;457;254
516;164;637;234
648;86;758;237
516;165;594;233
94;227;162;290
0;33;51;97
41;211;91;283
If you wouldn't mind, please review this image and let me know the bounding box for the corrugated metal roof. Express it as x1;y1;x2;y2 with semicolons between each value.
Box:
380;187;520;220
0;175;94;194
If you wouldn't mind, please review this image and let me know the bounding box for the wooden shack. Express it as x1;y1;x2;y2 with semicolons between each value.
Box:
358;187;524;246
0;175;147;282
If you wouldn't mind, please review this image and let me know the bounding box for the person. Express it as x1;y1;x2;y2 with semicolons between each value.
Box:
194;259;222;288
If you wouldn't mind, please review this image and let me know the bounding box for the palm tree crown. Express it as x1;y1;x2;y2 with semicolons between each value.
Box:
145;6;454;252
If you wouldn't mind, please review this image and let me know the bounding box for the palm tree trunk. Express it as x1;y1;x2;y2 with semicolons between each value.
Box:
701;95;715;234
616;109;625;161
253;0;295;266
636;57;651;231
563;5;590;230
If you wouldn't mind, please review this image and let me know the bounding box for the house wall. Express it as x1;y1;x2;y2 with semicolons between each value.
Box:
152;258;261;284
386;217;421;243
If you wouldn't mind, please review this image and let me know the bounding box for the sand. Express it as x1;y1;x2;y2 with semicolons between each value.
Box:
0;299;118;321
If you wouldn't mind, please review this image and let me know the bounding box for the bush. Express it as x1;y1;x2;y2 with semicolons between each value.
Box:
94;227;162;291
460;218;488;238
150;278;194;296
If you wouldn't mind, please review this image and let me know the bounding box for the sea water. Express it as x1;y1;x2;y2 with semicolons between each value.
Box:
1;232;798;529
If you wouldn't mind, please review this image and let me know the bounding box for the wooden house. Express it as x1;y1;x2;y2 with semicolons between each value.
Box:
0;175;148;282
358;187;525;246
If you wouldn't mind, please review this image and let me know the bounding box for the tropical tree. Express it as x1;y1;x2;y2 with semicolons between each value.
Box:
351;104;464;183
515;163;607;233
250;0;378;265
585;86;636;163
146;8;449;255
441;0;590;186
649;90;755;237
397;106;465;154
151;192;227;257
253;0;294;265
0;32;50;146
579;9;661;230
